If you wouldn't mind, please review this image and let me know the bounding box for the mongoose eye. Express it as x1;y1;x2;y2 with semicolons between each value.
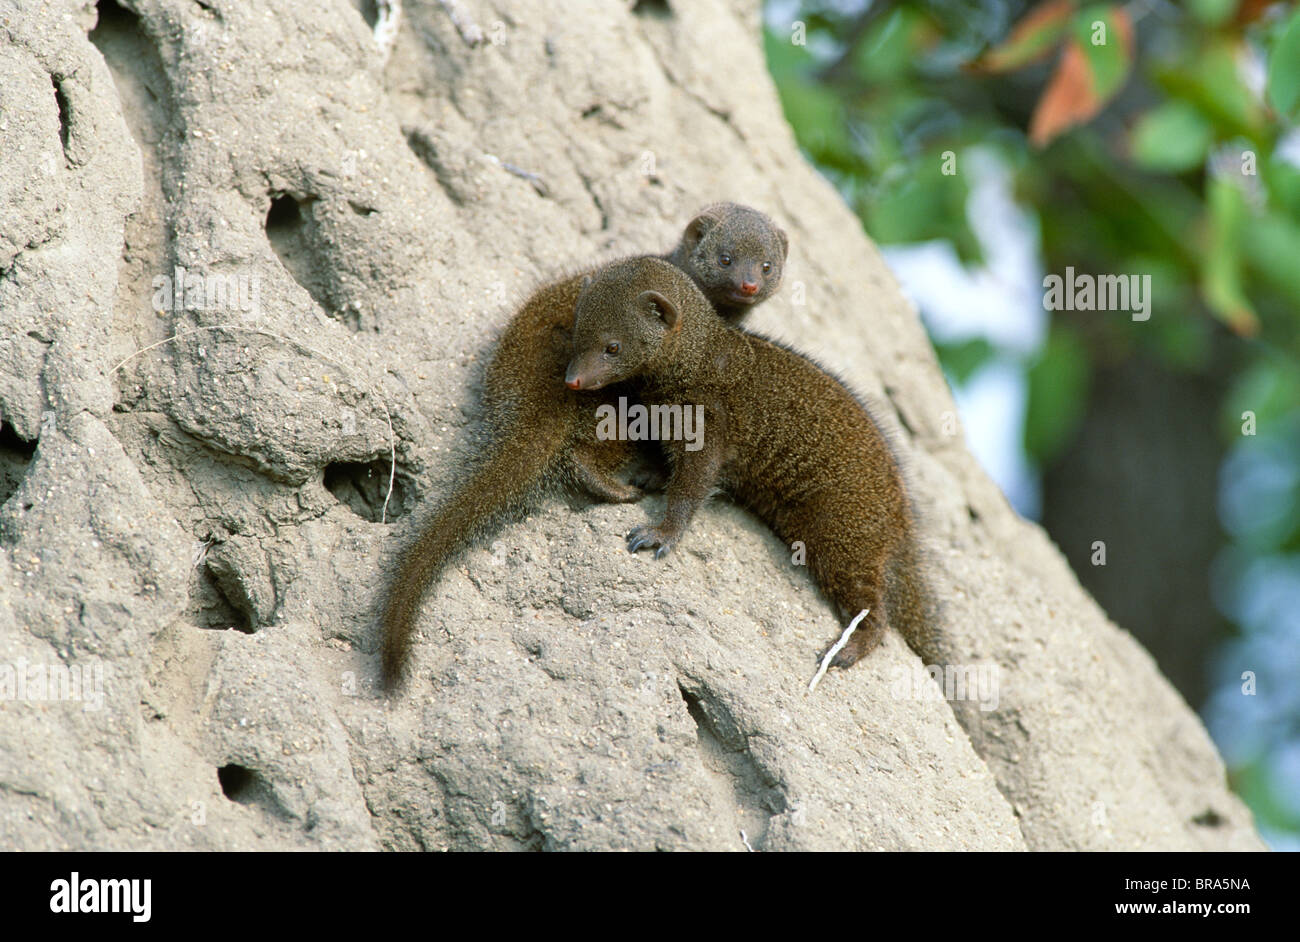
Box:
606;341;621;355
761;261;772;274
719;253;732;266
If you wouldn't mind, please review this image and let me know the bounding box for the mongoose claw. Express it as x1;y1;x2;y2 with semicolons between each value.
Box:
626;525;676;558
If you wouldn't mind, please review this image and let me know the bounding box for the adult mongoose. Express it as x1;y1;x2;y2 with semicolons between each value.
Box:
381;205;788;689
564;256;936;670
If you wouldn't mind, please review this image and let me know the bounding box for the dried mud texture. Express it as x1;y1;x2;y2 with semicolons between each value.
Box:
0;0;1260;850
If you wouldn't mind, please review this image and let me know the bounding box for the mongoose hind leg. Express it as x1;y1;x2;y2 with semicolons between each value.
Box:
625;441;669;493
823;568;890;669
569;441;644;503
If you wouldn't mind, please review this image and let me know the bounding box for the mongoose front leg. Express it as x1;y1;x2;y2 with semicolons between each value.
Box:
626;408;726;559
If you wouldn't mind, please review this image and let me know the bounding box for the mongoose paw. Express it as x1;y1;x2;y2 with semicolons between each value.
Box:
626;525;677;559
605;482;646;504
828;644;864;670
628;466;668;493
826;621;881;669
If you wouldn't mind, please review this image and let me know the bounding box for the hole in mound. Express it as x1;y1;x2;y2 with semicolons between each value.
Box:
90;0;143;46
52;76;72;157
265;191;342;324
631;0;671;17
352;0;380;30
215;763;286;820
89;0;169;116
1192;808;1225;828
0;422;38;509
217;763;254;800
325;459;408;522
189;561;255;633
89;0;173;353
266;191;306;235
679;685;711;733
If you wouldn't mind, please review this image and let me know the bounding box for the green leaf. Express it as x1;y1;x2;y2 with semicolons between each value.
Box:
778;79;854;163
1152;41;1264;141
1024;324;1091;465
935;337;997;386
1202;179;1260;335
764;29;855;167
1072;5;1132;102
853;6;927;84
975;0;1075;73
1267;8;1300;118
762;25;819;79
862;160;977;259
1223;357;1300;440
1131;101;1213;172
1265;156;1300;219
1187;0;1238;26
1242;210;1300;309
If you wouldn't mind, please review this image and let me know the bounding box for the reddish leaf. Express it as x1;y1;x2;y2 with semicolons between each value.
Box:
973;0;1076;73
1028;6;1134;147
1029;40;1097;146
1236;0;1281;26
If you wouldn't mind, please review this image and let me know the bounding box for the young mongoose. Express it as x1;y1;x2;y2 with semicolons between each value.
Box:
381;206;788;689
661;201;788;325
564;256;937;669
483;201;788;494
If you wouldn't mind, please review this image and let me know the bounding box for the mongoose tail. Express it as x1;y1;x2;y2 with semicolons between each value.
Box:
380;424;567;691
382;204;790;690
884;537;944;663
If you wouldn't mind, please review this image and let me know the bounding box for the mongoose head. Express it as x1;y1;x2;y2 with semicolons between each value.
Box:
677;202;788;312
565;257;696;392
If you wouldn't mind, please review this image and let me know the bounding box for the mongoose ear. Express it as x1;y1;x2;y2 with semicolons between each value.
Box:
682;210;721;249
776;227;789;261
639;290;680;330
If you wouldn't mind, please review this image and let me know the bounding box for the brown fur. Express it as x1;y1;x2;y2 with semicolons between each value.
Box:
662;201;788;324
381;206;788;690
566;257;938;669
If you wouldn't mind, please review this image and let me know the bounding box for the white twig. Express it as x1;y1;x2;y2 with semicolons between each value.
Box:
111;324;398;523
807;608;869;694
439;0;483;46
740;829;754;852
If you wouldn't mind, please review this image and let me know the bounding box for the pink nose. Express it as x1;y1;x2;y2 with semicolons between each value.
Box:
566;377;582;390
740;281;759;296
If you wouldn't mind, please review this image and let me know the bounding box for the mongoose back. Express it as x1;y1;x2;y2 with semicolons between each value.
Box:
564;256;937;669
381;205;788;689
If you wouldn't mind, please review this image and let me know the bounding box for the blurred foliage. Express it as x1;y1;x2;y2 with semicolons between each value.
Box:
765;0;1300;846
